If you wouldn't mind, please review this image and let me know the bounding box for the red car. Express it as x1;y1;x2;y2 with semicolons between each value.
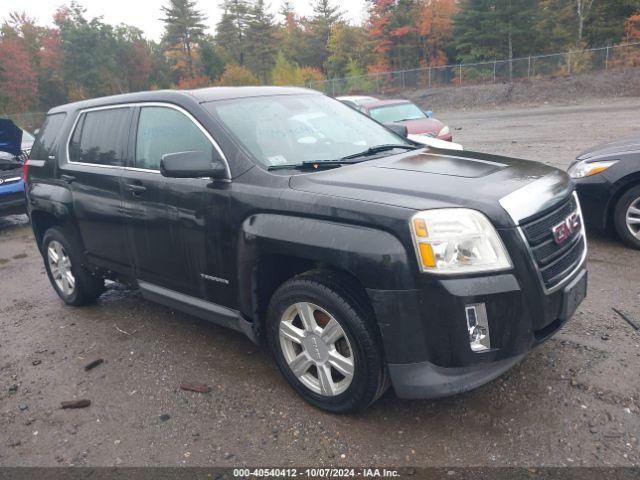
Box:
358;99;452;142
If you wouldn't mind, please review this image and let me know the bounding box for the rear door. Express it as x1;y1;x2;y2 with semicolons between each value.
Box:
61;106;133;273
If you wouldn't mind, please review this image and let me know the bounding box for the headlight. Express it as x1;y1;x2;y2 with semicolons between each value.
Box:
568;160;617;179
410;209;512;274
438;125;450;137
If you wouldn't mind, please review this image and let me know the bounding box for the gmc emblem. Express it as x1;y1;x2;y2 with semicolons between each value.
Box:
552;212;581;245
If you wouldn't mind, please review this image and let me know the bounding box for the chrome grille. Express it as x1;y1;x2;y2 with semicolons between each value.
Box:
520;194;586;290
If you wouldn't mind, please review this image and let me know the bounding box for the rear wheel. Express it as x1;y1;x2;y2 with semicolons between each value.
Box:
42;228;104;306
267;271;389;413
613;185;640;249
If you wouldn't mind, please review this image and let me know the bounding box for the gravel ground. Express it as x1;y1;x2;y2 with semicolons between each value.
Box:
1;100;639;467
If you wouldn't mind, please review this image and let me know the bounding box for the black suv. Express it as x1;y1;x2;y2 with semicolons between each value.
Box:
24;87;587;412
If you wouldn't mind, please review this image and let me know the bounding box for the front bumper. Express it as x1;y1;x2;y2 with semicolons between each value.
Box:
368;265;587;399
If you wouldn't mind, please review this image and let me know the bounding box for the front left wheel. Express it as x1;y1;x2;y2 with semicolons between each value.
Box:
266;271;389;413
613;185;640;249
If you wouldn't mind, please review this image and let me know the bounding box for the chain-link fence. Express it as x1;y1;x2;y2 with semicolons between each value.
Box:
307;42;640;97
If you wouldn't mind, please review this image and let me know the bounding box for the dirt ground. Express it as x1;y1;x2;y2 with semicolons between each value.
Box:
1;100;639;468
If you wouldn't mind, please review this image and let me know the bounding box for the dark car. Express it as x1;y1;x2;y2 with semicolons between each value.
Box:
24;87;587;412
569;135;640;249
0;119;34;216
358;99;453;142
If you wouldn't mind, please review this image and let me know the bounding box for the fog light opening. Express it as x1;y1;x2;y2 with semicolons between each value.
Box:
465;304;491;352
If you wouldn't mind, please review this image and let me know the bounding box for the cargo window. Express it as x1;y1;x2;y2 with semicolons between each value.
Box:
68;108;130;166
30;113;67;160
135;106;213;171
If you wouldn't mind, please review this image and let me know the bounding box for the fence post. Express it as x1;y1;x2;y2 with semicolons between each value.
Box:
567;51;572;76
428;67;432;88
493;60;496;83
605;46;610;70
528;56;531;81
401;70;405;89
332;78;336;96
376;73;380;93
459;64;462;85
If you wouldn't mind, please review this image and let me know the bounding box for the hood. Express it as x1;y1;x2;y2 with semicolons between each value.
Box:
0;119;23;157
289;148;572;228
400;117;444;135
577;135;640;160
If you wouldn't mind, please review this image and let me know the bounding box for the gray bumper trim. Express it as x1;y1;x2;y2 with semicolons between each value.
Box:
388;354;526;399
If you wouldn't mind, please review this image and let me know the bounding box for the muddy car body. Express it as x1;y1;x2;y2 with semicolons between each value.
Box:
24;87;587;412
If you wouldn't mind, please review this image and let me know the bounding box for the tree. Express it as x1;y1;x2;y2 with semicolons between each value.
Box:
585;0;640;46
276;1;307;67
454;0;543;66
216;0;251;66
417;0;457;66
271;52;304;85
160;0;207;78
0;35;38;113
326;23;371;77
200;36;226;81
305;0;343;72
217;63;260;86
627;11;640;41
245;0;278;82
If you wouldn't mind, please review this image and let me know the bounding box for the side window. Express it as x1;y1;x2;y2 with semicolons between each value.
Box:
135;107;213;171
68;108;130;166
30;113;67;160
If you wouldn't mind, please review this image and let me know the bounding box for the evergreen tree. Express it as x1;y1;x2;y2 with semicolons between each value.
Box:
160;0;206;78
200;35;226;81
215;0;251;66
454;0;543;68
305;0;343;72
245;0;278;82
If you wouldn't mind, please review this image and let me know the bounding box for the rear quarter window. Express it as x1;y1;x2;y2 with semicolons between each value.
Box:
69;108;131;166
30;113;67;160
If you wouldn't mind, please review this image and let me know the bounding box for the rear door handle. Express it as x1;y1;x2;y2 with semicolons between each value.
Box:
60;174;75;184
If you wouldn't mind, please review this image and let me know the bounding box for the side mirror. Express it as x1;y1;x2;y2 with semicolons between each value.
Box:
424;110;433;118
160;150;227;179
384;122;408;138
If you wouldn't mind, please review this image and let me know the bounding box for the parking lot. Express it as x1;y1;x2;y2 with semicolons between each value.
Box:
1;99;639;467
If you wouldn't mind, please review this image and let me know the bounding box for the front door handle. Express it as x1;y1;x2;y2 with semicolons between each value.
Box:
127;182;147;195
60;174;75;184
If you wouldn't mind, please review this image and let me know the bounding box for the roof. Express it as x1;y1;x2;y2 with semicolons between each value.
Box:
49;86;319;114
361;99;412;109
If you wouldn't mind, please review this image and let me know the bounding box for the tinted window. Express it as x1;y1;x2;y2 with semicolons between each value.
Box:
30;113;67;160
135;107;213;171
69;108;131;166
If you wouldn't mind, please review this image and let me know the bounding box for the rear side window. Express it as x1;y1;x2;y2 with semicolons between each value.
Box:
69;108;131;166
135;106;213;171
30;113;67;160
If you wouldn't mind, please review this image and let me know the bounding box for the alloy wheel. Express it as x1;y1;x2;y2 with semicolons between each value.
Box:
626;197;640;240
47;240;76;296
278;302;355;397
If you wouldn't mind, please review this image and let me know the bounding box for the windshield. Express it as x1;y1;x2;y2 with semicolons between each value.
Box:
204;94;407;168
369;103;425;123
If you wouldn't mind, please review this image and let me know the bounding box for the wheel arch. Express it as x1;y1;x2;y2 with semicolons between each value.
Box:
237;213;415;338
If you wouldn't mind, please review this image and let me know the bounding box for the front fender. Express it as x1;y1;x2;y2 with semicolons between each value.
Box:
237;213;415;315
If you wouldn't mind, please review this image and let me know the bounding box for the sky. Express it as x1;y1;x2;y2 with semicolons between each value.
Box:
1;0;368;40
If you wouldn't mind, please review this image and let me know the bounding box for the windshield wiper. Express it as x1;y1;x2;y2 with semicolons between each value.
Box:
340;144;418;161
267;160;346;171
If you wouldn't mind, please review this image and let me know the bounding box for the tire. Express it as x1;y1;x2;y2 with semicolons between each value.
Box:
42;227;104;306
266;270;389;413
613;185;640;250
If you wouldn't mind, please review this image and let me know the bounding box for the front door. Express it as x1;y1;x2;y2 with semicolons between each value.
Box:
122;104;230;299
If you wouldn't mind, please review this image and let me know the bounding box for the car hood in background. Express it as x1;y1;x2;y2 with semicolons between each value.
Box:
577;135;640;160
399;117;444;135
0;119;23;157
290;148;570;228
